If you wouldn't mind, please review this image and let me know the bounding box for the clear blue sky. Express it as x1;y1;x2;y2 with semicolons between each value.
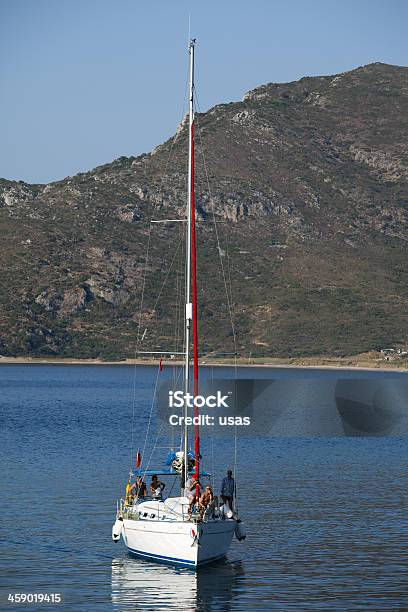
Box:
1;0;407;184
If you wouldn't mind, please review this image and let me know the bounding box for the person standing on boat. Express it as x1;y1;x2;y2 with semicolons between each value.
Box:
128;476;147;500
135;476;147;498
185;474;202;517
220;469;235;510
150;475;165;500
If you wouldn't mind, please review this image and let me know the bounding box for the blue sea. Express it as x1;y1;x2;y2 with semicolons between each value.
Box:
0;364;407;611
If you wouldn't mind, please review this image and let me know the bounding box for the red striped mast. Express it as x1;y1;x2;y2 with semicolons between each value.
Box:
189;40;200;496
190;84;200;496
183;39;199;496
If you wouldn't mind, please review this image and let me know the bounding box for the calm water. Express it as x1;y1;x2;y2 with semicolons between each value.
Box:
0;364;407;611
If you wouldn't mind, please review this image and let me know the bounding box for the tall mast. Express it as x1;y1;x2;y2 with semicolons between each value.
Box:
183;38;197;490
190;43;200;495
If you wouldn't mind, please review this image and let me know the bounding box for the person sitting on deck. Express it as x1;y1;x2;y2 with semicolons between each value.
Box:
185;475;202;517
220;469;235;510
150;475;165;500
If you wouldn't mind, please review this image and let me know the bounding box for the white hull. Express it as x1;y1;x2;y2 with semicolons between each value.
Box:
122;517;236;568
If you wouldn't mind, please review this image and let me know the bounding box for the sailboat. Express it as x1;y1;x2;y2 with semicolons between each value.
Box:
111;39;246;568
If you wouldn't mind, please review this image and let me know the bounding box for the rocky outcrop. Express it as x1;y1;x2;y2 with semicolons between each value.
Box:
348;144;407;181
84;278;130;306
35;287;88;318
116;206;141;223
59;288;88;317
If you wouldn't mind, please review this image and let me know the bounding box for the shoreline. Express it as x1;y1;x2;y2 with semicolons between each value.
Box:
0;355;407;373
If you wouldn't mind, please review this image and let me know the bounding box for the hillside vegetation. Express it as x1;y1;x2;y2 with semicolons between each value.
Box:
0;62;407;359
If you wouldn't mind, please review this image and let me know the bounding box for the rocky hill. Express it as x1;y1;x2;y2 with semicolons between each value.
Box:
0;62;407;359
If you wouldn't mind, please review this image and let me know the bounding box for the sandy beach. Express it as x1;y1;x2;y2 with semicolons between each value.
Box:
0;354;407;372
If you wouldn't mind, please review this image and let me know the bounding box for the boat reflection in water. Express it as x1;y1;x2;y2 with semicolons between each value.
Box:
111;556;245;611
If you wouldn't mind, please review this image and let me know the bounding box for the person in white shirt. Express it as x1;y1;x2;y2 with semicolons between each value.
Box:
150;474;165;500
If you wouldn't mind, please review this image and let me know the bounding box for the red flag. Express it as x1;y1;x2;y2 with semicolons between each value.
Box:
136;450;141;468
159;358;164;371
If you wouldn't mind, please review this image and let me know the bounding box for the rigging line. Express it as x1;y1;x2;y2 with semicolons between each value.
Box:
168;360;185;451
171;234;180;451
210;365;215;483
221;164;240;510
134;421;166;505
171;235;186;452
155;58;190;191
224;227;236;327
142;419;166;484
140;362;162;486
194;91;241;504
175;245;185;452
193;92;238;356
233;382;239;511
174;222;184;362
129;227;152;471
138;232;184;344
224;202;239;509
128;56;190;472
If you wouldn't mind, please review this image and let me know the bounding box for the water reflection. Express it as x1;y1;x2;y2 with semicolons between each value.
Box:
111;556;245;611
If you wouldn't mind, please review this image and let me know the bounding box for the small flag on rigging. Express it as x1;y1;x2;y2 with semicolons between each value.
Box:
136;450;141;468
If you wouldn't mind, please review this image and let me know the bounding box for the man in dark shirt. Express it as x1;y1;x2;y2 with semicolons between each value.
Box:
129;476;147;500
135;476;147;498
220;469;235;510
